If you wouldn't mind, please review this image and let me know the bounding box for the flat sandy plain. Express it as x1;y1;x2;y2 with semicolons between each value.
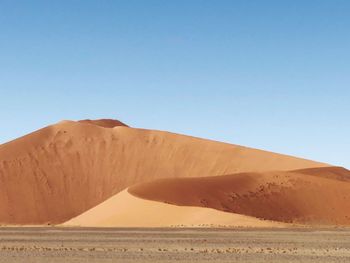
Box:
0;227;350;262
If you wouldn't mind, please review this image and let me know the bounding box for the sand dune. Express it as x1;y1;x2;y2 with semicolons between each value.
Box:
64;190;286;228
0;119;329;225
128;167;350;226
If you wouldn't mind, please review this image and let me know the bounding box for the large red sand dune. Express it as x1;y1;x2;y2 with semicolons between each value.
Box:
0;119;327;225
129;167;350;226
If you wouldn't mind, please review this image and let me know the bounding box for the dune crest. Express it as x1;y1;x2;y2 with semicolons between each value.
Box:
78;119;128;128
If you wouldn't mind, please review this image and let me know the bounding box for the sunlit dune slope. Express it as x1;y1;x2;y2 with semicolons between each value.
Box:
0;119;328;224
129;167;350;226
63;190;286;228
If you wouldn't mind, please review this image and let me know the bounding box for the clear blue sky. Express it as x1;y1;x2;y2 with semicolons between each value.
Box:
1;0;349;168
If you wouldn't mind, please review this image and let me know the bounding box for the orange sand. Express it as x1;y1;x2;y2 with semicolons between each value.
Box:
64;190;286;228
129;167;350;226
0;119;329;225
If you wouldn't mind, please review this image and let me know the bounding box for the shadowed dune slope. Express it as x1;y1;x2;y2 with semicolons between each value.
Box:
129;167;350;226
0;119;327;224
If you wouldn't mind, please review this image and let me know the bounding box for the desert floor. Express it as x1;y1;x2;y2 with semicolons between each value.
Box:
0;227;350;263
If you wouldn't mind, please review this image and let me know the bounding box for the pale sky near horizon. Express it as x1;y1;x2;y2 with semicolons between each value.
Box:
0;1;349;168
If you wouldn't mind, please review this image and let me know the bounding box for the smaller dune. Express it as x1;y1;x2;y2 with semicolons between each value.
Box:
129;167;350;226
63;190;286;228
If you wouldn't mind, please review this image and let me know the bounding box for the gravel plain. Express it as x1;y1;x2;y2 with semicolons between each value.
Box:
0;227;350;262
